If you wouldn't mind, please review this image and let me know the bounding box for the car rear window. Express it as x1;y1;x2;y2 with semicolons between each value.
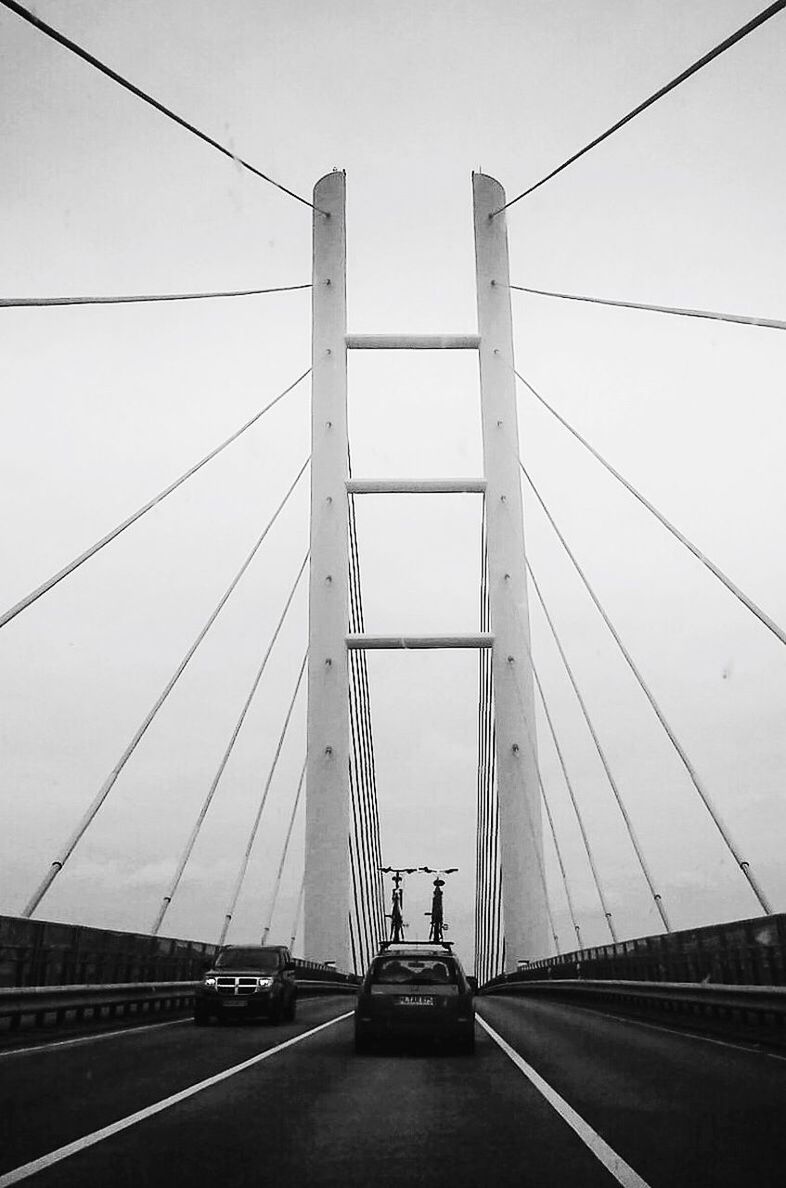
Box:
372;957;457;985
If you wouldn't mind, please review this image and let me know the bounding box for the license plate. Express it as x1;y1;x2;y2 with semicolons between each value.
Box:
221;1001;247;1009
395;996;435;1007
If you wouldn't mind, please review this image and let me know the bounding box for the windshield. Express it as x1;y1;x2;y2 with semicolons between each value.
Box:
215;947;281;972
372;956;457;986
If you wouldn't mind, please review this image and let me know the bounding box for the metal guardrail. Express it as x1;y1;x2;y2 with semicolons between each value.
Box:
0;980;197;1030
482;977;786;1020
483;911;786;990
0;975;359;1033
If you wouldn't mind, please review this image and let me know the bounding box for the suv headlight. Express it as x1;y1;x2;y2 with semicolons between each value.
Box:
203;976;217;987
257;977;274;988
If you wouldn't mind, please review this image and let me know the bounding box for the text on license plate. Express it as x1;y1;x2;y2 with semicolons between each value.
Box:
396;996;435;1007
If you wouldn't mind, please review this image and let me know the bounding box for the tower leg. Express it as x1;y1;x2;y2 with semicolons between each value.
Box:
473;173;548;969
305;172;351;970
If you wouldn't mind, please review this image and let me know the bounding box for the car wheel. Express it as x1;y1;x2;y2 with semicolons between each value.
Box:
284;995;296;1022
269;999;283;1026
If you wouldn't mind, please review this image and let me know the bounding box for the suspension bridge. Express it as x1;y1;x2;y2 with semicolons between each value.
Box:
1;1;785;1185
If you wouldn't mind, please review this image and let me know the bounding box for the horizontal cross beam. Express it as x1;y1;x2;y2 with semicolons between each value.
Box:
345;334;480;350
346;478;487;494
346;633;494;649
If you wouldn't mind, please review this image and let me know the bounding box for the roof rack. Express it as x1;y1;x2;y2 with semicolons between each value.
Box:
377;939;453;952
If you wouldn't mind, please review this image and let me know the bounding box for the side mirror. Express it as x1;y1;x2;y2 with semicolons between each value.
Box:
283;961;297;972
466;976;478;995
201;959;213;973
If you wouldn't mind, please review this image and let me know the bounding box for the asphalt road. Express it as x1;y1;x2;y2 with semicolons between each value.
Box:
0;993;783;1187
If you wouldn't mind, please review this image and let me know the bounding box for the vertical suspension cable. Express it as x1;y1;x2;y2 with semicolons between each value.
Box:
521;461;772;916
527;561;671;931
218;649;308;946
151;551;309;934
261;754;307;944
22;458;310;918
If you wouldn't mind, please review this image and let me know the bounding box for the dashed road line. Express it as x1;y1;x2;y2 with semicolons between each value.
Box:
477;1014;652;1188
0;1011;353;1186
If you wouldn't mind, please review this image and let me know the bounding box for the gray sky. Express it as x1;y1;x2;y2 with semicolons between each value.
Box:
1;0;784;964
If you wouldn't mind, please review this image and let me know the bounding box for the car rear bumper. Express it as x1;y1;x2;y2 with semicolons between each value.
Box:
354;1012;475;1043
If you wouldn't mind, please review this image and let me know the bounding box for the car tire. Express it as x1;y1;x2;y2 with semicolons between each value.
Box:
284;995;296;1022
269;999;283;1026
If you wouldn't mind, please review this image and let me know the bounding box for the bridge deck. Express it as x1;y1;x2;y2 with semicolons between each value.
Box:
1;995;783;1186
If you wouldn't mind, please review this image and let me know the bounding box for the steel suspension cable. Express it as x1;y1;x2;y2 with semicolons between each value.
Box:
509;285;786;333
346;571;378;955
0;1;325;214
0;369;310;633
346;495;376;964
515;751;562;956
22;458;309;918
348;824;371;971
509;661;584;948
521;462;773;915
526;560;671;932
348;724;376;966
348;671;379;959
261;755;307;944
346;470;386;942
289;876;305;950
529;653;617;942
513;368;786;650
218;649;308;946
493;0;786;214
151;550;309;934
0;284;311;308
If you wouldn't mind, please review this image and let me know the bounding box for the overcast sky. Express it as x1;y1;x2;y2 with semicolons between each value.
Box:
1;0;784;966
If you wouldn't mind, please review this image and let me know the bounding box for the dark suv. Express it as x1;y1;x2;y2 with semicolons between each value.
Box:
194;945;297;1026
354;942;476;1053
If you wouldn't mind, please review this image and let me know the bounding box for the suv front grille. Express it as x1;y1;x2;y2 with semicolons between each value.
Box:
216;977;259;997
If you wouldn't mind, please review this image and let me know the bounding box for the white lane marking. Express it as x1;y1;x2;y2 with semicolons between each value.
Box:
547;999;786;1063
477;1015;652;1188
0;1011;353;1187
0;1018;190;1060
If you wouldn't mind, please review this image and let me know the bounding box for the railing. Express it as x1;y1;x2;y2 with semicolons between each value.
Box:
0;981;198;1031
0;914;216;988
0;974;358;1033
483;977;786;1022
483;911;786;991
0;913;359;1033
0;914;360;989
